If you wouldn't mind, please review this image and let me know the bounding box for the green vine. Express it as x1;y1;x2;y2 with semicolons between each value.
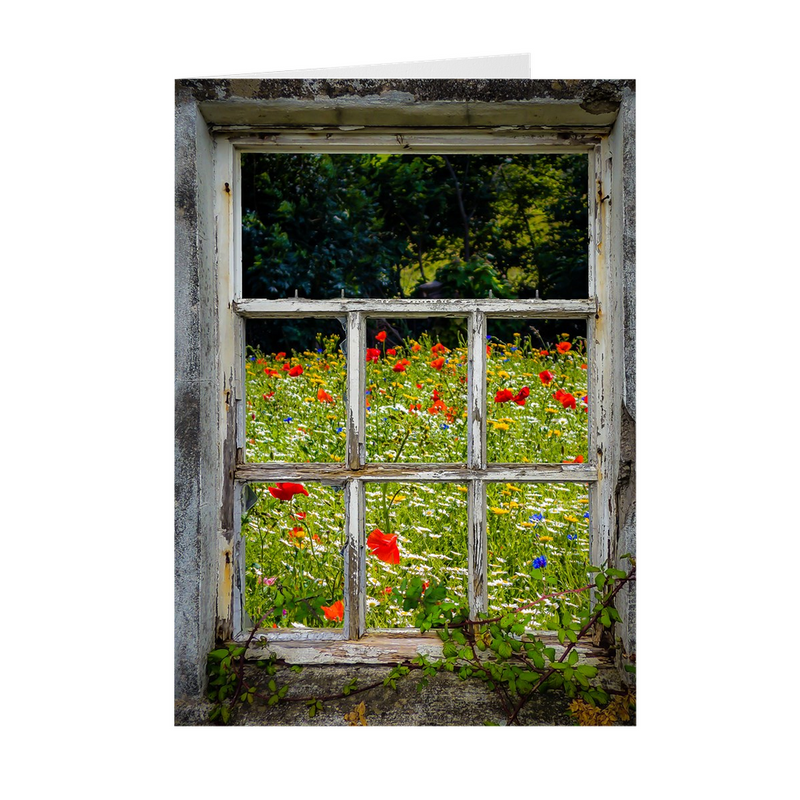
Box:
206;557;635;726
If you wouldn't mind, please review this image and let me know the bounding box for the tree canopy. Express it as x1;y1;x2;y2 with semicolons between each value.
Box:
241;153;588;350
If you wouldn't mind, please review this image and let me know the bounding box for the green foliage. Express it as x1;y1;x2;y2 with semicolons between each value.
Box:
241;153;588;352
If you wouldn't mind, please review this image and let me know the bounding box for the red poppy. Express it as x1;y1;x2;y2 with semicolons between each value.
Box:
288;365;303;377
494;388;514;403
415;383;423;389
366;348;381;363
386;348;397;356
486;345;492;356
431;342;448;355
539;350;549;356
294;511;307;520
512;386;530;406
392;359;409;372
281;363;291;371
556;342;572;354
539;370;555;385
553;390;577;409
263;392;275;400
376;331;387;343
430;357;445;370
275;352;286;360
384;586;393;595
367;528;400;564
264;367;280;377
432;389;441;402
268;482;309;502
580;363;588;370
288;526;305;539
321;600;344;622
412;343;421;352
317;387;333;403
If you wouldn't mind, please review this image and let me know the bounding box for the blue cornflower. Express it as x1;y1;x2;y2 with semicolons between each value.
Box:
283;417;292;423
583;512;590;519
336;427;344;433
486;334;491;340
502;358;510;362
316;347;323;353
567;534;577;541
365;390;372;395
511;346;518;351
441;423;449;430
532;556;547;569
529;512;544;523
248;355;256;361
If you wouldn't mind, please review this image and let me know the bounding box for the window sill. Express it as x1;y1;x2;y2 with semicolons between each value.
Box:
231;629;613;668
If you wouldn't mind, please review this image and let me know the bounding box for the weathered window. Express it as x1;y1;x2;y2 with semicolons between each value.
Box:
211;131;622;655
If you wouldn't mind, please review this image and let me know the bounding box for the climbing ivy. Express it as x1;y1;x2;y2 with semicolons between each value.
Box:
206;558;635;726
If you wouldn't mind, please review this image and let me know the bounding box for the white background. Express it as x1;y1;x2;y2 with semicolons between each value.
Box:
2;2;797;796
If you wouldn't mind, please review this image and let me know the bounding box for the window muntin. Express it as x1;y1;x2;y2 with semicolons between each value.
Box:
222;132;606;643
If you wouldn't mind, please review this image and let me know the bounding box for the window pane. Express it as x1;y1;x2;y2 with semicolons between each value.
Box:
366;320;468;463
365;483;468;629
487;320;588;463
486;482;590;627
242;482;345;629
245;319;346;462
241;153;588;301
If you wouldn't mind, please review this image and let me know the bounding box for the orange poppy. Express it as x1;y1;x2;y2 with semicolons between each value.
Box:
321;600;344;622
288;365;303;376
317;387;334;403
376;331;387;342
430;357;445;370
556;342;572;354
367;528;400;564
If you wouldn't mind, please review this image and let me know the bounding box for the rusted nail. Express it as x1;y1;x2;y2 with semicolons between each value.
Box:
224;182;231;194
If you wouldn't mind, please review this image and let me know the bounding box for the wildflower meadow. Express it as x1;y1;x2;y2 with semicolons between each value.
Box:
242;326;590;631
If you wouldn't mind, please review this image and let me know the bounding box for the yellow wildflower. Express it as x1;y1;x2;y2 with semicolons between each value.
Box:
538;535;553;542
564;515;579;523
490;507;510;515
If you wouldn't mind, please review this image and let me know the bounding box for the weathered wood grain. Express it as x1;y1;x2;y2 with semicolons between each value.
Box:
225;130;603;154
468;480;488;617
234;462;597;483
233;297;596;318
237;630;614;670
344;479;366;639
346;312;366;470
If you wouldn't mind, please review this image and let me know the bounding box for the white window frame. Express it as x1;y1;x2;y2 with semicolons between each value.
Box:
212;129;622;655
